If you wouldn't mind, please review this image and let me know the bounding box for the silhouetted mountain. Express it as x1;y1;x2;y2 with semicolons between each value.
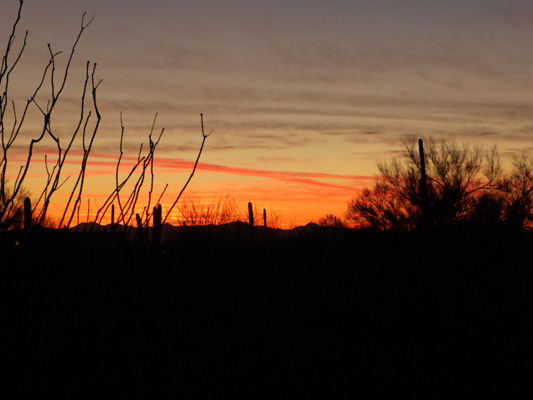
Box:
67;221;102;232
65;220;354;242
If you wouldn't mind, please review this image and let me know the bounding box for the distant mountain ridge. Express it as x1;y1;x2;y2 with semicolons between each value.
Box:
66;220;353;242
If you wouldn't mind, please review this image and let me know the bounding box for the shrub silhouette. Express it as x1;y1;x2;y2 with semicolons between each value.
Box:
316;214;346;228
0;2;209;234
0;182;31;230
348;137;533;231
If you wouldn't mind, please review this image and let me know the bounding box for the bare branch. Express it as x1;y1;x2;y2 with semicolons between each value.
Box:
163;113;211;224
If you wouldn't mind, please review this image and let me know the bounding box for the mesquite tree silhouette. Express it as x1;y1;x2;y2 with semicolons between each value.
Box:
316;214;346;228
348;137;533;231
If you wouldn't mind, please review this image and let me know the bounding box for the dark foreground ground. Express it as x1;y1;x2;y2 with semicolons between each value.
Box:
2;225;533;393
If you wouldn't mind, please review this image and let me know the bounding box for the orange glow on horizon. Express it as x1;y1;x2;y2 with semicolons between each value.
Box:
7;145;375;229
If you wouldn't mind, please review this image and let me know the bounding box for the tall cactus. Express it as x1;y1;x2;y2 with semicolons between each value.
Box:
110;204;115;232
152;204;162;249
24;197;32;231
248;202;254;227
263;208;268;240
248;202;255;241
418;138;429;230
135;213;144;245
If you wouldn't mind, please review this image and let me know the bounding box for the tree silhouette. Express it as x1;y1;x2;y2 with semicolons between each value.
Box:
500;151;533;230
0;1;99;229
1;2;209;233
317;214;346;228
348;137;509;231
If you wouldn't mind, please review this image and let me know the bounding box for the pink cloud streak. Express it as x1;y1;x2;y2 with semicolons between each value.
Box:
47;153;375;189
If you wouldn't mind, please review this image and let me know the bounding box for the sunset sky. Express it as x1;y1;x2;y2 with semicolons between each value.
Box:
2;0;533;227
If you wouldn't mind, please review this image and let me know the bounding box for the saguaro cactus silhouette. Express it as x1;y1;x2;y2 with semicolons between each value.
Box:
135;213;144;245
110;204;115;232
248;202;255;240
24;197;32;231
263;208;268;240
418;138;429;230
248;202;254;227
152;204;162;249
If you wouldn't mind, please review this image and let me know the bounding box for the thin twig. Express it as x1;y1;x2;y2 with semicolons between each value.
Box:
163;113;211;224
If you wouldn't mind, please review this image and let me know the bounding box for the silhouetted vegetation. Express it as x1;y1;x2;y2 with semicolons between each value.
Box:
348;137;533;232
316;213;347;228
4;220;533;392
0;1;210;233
3;2;533;394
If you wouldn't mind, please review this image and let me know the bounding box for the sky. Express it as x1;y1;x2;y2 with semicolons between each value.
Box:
2;0;533;227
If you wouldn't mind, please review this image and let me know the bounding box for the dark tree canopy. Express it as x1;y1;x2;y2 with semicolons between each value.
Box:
316;214;346;228
348;137;533;231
